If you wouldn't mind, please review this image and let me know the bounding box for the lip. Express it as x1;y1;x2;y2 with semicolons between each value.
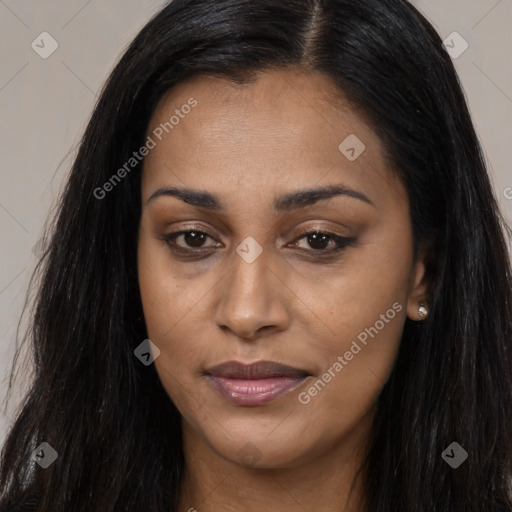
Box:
205;360;311;406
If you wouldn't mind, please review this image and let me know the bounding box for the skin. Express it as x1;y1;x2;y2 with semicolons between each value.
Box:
137;68;429;512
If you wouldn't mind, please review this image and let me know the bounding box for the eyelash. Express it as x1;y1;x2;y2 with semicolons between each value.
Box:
160;227;354;259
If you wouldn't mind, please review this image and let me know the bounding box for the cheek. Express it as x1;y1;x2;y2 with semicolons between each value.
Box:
137;232;214;407
294;230;412;429
138;235;185;370
334;219;413;326
295;290;406;443
293;224;412;342
137;230;205;340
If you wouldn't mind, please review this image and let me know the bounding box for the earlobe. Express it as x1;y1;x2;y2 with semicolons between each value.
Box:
406;257;431;322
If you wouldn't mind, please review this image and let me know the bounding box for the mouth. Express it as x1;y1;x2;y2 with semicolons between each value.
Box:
205;360;311;406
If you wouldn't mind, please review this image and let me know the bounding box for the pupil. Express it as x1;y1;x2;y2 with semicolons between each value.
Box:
308;232;329;250
185;231;206;247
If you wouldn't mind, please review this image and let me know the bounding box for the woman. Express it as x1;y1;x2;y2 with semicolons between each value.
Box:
1;0;511;510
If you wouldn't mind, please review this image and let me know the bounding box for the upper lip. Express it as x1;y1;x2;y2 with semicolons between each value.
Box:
206;360;310;379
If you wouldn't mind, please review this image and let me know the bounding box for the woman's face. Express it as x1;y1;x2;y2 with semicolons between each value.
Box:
138;69;428;469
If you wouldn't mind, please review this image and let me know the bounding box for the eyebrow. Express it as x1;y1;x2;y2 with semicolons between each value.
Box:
146;184;374;211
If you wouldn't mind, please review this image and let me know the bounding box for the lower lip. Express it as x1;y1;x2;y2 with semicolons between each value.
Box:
207;375;308;406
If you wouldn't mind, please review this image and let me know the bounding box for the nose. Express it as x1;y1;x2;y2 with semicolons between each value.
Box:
214;245;290;341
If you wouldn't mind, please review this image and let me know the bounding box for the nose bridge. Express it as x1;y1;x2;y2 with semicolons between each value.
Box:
214;241;289;338
230;243;268;297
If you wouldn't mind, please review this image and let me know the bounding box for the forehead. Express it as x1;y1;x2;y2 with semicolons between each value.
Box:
142;68;403;208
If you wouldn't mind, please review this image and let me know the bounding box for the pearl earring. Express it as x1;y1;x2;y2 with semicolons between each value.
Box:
418;302;428;320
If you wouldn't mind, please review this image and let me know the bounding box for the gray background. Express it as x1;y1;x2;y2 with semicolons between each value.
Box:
0;0;511;447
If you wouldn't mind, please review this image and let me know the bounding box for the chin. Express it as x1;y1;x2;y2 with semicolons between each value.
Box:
202;424;317;469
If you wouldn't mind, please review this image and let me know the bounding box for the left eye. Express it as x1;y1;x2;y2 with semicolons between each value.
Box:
291;231;351;252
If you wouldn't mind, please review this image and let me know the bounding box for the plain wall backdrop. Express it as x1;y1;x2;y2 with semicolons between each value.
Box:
0;0;511;447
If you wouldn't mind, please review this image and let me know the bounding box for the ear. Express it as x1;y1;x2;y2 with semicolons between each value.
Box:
406;247;431;322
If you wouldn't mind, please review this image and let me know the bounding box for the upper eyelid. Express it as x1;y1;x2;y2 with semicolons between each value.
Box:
166;229;220;247
166;220;350;237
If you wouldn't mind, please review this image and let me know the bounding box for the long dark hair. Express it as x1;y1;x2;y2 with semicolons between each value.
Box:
1;0;511;510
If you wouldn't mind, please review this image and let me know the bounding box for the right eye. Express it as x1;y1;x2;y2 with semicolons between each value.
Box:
162;229;222;253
